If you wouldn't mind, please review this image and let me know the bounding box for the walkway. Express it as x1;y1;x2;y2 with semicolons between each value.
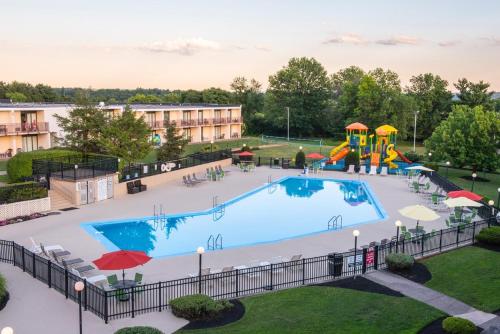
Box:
366;270;500;329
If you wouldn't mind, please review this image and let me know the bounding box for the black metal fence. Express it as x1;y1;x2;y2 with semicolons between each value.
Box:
0;218;494;323
121;149;232;182
0;182;48;205
33;154;119;182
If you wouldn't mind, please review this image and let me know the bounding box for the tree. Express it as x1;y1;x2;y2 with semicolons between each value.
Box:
163;91;182;103
201;88;232;104
157;123;189;161
5;92;28;102
266;57;332;137
454;78;494;109
182;90;203;103
127;93;161;104
54;92;107;154
407;73;453;140
99;106;151;162
230;77;265;134
425;105;500;171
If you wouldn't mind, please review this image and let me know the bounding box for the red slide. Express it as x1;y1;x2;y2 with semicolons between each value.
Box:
396;149;412;163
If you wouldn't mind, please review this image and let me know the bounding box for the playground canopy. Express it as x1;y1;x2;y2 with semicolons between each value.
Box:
345;122;369;131
375;125;398;136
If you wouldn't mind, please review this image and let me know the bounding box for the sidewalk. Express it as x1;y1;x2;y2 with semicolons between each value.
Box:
366;270;500;329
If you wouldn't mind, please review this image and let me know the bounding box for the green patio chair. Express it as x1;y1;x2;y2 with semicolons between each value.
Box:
401;226;407;233
134;273;143;285
107;274;118;286
412;181;420;193
470;208;477;219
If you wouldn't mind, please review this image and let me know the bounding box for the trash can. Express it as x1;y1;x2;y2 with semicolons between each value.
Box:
328;253;343;277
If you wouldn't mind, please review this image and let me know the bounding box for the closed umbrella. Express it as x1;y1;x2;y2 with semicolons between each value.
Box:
399;204;440;230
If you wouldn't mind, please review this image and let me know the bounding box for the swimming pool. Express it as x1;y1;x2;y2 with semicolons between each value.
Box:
83;176;387;257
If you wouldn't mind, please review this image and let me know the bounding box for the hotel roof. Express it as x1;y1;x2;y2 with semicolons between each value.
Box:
0;102;241;110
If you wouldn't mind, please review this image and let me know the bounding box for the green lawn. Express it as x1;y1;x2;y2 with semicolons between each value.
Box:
177;285;443;334
422;246;500;313
443;167;500;201
0;160;7;171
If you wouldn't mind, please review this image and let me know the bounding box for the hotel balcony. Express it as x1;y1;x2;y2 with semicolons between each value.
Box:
0;122;49;136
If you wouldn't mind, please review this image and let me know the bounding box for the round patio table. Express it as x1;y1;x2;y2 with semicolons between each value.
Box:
112;279;136;289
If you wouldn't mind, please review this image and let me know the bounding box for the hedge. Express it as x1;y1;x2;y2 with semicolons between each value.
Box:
386;253;414;272
7;149;78;182
0;182;48;204
475;226;500;246
442;317;476;334
114;327;164;334
295;150;305;169
170;294;232;321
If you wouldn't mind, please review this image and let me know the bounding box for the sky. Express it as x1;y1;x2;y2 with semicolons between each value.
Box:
1;0;500;90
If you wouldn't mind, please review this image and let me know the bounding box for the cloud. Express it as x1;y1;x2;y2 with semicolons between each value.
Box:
480;37;500;46
323;33;366;45
376;35;420;46
254;45;271;52
138;38;220;55
438;40;460;47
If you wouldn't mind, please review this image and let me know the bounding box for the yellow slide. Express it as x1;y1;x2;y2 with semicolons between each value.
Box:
329;141;349;158
384;144;398;169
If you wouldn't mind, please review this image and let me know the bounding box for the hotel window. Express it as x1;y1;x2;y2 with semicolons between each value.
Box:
22;135;38;152
183;111;191;121
214;109;221;121
163;111;170;124
214;126;221;139
21;112;37;131
198;110;203;123
228;109;232;121
146;112;156;127
184;128;192;141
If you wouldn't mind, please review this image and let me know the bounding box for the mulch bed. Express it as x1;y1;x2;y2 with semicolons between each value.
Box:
418;317;483;334
181;299;245;330
474;243;500;252
395;262;433;284
460;175;490;182
316;276;404;297
0;291;10;311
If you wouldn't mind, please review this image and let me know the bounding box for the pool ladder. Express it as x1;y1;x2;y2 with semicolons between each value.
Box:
267;175;277;194
207;234;223;250
327;215;343;230
212;196;226;222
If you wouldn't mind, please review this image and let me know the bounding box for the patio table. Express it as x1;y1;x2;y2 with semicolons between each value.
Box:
112;279;137;290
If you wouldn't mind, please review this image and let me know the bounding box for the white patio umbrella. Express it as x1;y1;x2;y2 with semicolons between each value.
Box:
443;197;482;208
405;165;434;172
398;204;440;230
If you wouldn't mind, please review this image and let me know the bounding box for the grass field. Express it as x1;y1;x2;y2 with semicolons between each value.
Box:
0;160;7;171
443;167;500;202
422;246;500;313
177;284;443;334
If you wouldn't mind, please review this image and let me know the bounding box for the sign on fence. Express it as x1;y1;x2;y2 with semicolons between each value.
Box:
347;254;363;268
366;248;375;265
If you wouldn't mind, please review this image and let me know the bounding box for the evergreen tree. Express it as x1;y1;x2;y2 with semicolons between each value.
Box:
157;123;189;161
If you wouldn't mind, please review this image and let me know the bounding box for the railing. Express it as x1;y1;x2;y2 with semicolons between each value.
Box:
0;122;49;135
120;149;232;182
0;182;48;205
144;117;243;128
0;219;495;323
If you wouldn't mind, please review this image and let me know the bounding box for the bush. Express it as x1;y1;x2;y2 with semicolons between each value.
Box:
386;253;414;272
114;327;164;334
170;294;233;321
0;273;8;311
442;317;476;334
240;145;251;152
475;226;500;246
295;150;306;169
7;149;79;182
344;150;360;171
403;151;422;163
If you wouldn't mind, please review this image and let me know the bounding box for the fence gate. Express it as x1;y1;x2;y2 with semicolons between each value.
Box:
78;180;95;205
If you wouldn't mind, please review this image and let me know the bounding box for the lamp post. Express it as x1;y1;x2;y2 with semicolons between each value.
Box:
1;327;14;334
413;110;419;152
286;107;290;141
196;246;205;293
352;229;360;278
74;281;85;334
428;152;432;161
210;140;214;152
497;188;500;209
395;220;402;253
445;161;450;179
471;173;477;192
488;200;495;227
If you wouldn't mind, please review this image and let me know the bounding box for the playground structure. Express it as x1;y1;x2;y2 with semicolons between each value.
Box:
327;122;412;171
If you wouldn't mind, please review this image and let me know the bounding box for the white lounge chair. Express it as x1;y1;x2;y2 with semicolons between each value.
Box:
347;165;355;174
359;165;367;175
189;268;211;278
71;268;107;285
30;237;63;255
380;166;388;176
369;166;377;175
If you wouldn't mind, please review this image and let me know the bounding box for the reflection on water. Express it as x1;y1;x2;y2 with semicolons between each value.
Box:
281;178;325;198
340;182;370;206
95;220;157;253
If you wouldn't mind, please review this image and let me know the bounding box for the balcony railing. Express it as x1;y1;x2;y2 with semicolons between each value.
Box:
0;122;49;136
146;117;243;129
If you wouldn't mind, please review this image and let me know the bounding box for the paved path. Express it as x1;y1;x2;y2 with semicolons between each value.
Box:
367;270;500;329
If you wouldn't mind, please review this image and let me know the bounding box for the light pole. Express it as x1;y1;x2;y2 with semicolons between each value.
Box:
74;281;85;334
488;200;494;227
471;173;477;192
286;107;290;141
497;188;500;209
196;246;205;294
1;327;14;334
395;220;402;253
210;140;214;152
413;110;419;152
352;229;360;278
428;152;432;161
445;161;450;179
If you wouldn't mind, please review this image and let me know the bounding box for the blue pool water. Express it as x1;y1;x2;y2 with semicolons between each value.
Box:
83;177;387;257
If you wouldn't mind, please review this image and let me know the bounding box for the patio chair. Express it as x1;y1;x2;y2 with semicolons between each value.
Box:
187;174;202;185
107;274;119;286
411;181;420;193
359;165;367;175
30;237;63;255
54;251;84;267
369;166;377;175
347;165;355;174
133;179;147;192
182;176;194;187
72;264;95;275
379;166;388;176
126;181;140;194
40;244;70;258
71;268;107;285
134;273;143;285
192;173;206;182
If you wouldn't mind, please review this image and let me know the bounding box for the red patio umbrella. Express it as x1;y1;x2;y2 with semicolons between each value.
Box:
93;250;152;283
238;151;254;157
447;190;483;201
306;153;325;160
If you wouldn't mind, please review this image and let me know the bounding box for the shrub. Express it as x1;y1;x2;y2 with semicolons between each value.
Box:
240;145;251;152
0;183;48;204
403;151;422;163
295;150;306;169
170;294;233;321
442;317;476;334
344;150;360;171
386;253;414;272
202;144;219;153
114;327;164;334
0;273;8;311
475;226;500;246
7;149;79;182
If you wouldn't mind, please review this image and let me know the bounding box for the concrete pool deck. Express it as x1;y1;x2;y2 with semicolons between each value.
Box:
0;166;451;283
